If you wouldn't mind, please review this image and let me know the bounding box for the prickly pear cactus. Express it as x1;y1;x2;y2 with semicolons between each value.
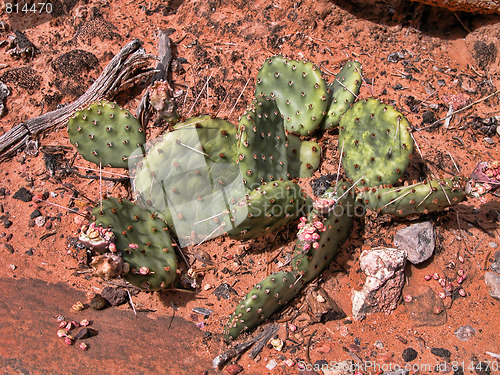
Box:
224;271;304;342
339;98;414;187
132;116;242;246
237;96;288;190
67;100;146;168
358;177;466;217
285;134;322;179
92;197;177;291
323;61;363;130
292;181;355;282
256;55;328;136
228;180;309;241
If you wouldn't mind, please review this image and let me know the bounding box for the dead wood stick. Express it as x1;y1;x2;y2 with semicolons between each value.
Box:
212;324;279;369
415;89;500;131
135;29;174;127
0;39;155;160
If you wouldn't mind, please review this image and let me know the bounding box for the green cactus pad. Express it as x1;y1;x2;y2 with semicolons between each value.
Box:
339;98;414;187
256;55;328;136
286;134;322;179
323;61;363;130
132;116;242;246
92;197;177;291
292;181;355;282
224;271;304;341
67;100;145;168
358;177;466;217
228;180;309;241
237;96;288;190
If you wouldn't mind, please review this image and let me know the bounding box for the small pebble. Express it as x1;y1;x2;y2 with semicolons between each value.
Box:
2;243;14;254
30;209;42;219
316;294;325;303
78;342;89;351
265;359;277;371
90;294;108;310
12;187;33;202
45;220;52;230
101;286;127;306
3;219;12;228
74;327;97;339
34;216;45;227
454;325;477;341
402;347;418;362
374;340;384;349
484;137;495;144
225;363;243;375
489;242;498;249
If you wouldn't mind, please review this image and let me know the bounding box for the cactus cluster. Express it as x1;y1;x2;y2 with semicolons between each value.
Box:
66;55;467;342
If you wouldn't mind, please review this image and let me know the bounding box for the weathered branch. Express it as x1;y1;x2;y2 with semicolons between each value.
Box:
0;39;155;160
135;30;174;127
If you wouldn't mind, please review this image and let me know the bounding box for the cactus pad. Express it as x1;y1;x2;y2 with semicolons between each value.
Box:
292;181;355;282
358;177;466;217
228;180;309;241
256;55;328;136
237;96;288;190
92;197;177;291
323;61;363;130
286;134;322;179
339;98;414;187
132;116;242;246
224;271;304;341
67;100;145;168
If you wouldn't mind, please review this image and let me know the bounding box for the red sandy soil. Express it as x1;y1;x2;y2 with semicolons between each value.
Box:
0;0;499;374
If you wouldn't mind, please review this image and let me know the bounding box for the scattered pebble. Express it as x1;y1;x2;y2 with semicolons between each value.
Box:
265;359;277;370
192;306;214;318
374;340;384;349
203;283;212;291
484;272;500;300
90;294;108;310
213;283;237;300
270;338;283;351
78;342;89;351
387;51;404;63
44;220;52;230
394;221;435;264
71;301;85;312
454;325;477;341
30;209;41;219
3;219;12;228
402;347;418;362
2;243;14;253
225;363;243;375
489;242;498;249
34;216;45;227
74;327;97;339
101;286;127;306
431;347;451;358
12;187;33;202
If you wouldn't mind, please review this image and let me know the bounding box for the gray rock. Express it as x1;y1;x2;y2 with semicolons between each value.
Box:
485;272;500;300
454;325;477;341
394;222;435;264
352;248;406;320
